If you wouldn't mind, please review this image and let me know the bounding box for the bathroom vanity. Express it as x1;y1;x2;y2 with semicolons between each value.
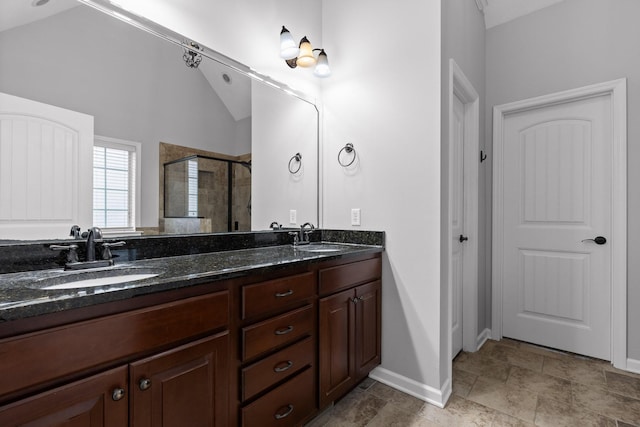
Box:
0;231;383;426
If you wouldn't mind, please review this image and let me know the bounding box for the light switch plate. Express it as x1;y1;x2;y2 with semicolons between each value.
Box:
351;208;361;226
289;209;297;224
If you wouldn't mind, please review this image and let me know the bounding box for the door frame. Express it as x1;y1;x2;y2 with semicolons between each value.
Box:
491;78;627;368
447;59;480;358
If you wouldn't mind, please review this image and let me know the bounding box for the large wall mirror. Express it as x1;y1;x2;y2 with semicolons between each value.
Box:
0;0;319;240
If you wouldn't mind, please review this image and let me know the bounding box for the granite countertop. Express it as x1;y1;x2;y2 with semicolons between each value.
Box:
0;242;383;323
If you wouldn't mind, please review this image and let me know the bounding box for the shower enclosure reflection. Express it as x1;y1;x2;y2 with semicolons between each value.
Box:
163;150;251;234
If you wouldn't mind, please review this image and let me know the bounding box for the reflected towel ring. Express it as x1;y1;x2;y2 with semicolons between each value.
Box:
288;152;302;174
338;143;356;167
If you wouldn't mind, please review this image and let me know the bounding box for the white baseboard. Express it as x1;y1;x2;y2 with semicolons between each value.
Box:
627;358;640;374
369;367;451;408
475;328;492;351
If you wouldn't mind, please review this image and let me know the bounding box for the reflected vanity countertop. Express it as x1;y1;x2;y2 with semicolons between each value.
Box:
0;242;383;323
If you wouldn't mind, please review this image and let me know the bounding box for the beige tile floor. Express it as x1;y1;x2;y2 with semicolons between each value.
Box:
307;338;640;426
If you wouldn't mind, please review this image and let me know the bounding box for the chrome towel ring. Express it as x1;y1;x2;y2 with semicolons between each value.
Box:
338;143;356;167
288;152;302;174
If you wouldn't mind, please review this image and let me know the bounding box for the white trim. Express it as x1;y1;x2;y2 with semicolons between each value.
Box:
369;367;451;408
448;59;480;356
475;328;492;351
491;78;627;369
626;358;640;375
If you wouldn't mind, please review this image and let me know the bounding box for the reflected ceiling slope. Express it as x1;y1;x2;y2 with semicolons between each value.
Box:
0;0;250;122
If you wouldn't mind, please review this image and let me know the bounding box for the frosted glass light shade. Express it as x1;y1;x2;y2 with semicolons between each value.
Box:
280;26;299;59
296;36;316;68
313;49;331;77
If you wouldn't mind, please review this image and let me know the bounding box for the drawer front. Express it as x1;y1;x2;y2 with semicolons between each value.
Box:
0;290;229;401
319;257;381;296
242;337;313;401
242;305;313;361
242;272;315;319
242;367;315;427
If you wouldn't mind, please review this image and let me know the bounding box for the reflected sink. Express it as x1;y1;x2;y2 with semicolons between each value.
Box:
294;244;346;253
36;268;162;290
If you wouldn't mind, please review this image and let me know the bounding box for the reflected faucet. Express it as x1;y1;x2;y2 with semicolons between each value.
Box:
85;227;103;261
300;222;315;244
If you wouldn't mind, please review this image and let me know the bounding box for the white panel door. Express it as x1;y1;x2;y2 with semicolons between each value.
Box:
502;94;611;360
451;94;465;357
0;92;94;239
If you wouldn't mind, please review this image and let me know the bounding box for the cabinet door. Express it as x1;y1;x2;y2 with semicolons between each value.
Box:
0;366;128;427
318;288;355;408
355;281;382;380
130;332;229;427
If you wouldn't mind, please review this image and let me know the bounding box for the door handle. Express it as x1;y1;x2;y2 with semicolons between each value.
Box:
581;236;607;245
459;235;469;243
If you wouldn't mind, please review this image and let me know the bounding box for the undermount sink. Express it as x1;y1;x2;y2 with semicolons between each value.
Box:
36;268;162;290
294;244;346;253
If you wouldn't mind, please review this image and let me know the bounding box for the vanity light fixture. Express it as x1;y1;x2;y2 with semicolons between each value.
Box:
183;41;203;69
279;26;331;78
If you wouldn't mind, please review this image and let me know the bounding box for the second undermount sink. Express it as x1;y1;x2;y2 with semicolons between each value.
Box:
294;244;346;253
36;268;162;290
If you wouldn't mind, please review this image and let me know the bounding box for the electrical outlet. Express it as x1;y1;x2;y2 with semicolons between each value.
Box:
351;208;361;226
289;209;297;224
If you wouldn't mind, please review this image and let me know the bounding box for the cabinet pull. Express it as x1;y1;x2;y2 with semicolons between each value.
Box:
139;378;152;391
112;388;125;401
275;325;294;335
274;360;294;373
274;404;294;420
275;289;294;298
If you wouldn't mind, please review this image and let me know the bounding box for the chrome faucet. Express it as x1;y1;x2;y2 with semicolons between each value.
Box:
85;227;103;261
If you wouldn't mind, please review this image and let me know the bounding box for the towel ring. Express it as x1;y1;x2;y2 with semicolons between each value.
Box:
338;143;356;167
288;153;302;174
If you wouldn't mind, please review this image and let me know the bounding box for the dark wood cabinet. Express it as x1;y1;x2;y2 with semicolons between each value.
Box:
318;258;382;409
0;252;382;426
0;366;128;427
130;333;229;427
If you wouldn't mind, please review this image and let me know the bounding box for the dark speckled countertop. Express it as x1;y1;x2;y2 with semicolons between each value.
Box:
0;241;383;323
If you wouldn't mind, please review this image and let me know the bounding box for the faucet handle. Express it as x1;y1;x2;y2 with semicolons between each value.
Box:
69;225;81;239
101;241;126;260
50;244;79;263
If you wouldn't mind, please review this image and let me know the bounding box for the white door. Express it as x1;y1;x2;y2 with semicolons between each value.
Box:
501;94;611;360
451;94;465;357
0;92;94;239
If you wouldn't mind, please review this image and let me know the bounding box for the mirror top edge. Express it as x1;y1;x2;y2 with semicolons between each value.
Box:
76;0;317;106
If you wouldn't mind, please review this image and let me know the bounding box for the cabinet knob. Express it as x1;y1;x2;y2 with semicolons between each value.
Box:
351;297;359;305
274;404;294;420
139;378;152;391
112;388;126;401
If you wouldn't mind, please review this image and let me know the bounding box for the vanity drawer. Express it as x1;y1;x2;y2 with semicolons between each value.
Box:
242;305;313;361
0;290;229;401
242;272;315;319
319;257;381;296
242;337;313;401
242;367;315;427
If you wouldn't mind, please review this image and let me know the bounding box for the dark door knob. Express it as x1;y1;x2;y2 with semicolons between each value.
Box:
582;236;607;245
459;235;469;243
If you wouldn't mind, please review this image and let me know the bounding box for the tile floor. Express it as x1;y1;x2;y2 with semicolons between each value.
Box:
307;338;640;426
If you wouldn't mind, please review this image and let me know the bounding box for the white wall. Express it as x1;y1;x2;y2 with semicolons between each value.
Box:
322;0;445;402
486;0;640;360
